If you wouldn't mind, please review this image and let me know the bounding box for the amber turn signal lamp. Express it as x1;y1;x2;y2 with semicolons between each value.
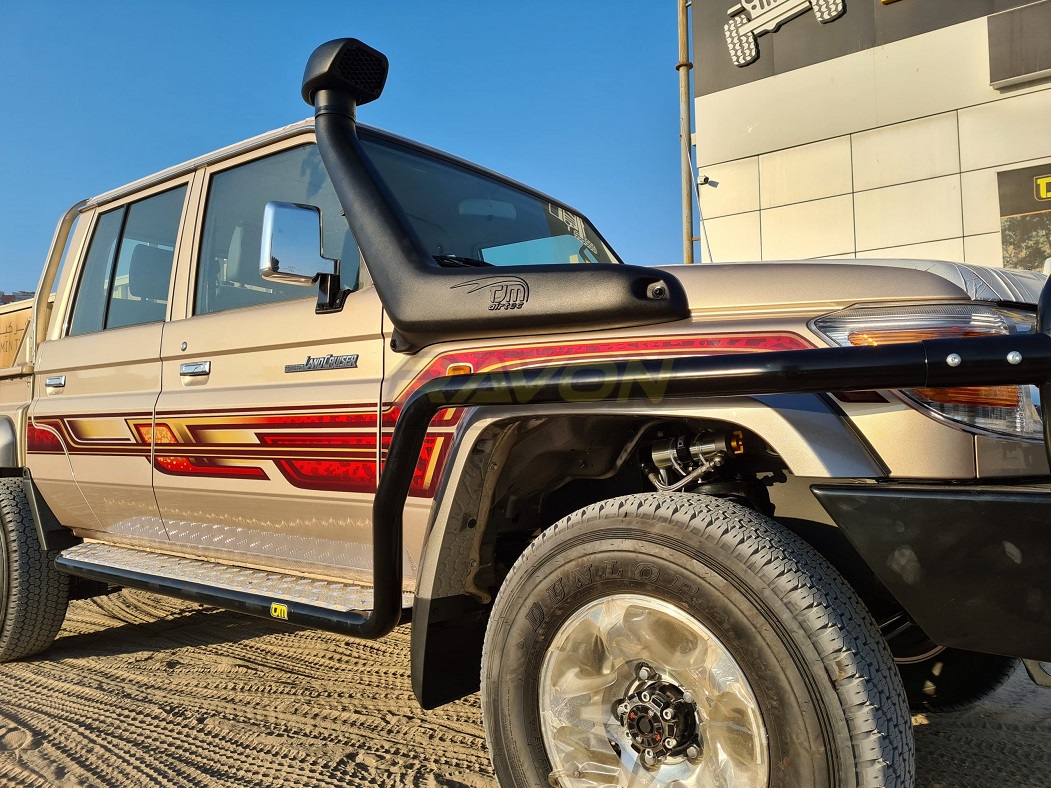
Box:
847;327;1020;409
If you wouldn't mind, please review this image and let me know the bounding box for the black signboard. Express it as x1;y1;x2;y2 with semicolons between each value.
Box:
988;1;1051;89
694;0;1036;97
998;163;1051;272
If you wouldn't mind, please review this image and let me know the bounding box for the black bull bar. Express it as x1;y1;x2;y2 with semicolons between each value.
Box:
347;287;1051;639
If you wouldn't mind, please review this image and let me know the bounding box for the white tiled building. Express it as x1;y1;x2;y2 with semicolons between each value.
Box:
693;0;1051;269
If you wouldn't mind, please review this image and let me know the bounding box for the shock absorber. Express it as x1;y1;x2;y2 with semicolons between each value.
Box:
647;431;743;492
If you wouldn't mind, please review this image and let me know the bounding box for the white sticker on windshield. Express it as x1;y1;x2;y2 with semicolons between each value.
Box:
548;204;598;254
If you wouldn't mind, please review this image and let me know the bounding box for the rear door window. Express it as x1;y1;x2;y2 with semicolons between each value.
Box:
68;185;187;336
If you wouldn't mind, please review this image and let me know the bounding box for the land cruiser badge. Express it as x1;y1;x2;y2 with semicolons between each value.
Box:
285;354;359;373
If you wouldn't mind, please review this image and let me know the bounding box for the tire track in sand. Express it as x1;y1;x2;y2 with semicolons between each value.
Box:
0;590;493;787
0;589;1049;786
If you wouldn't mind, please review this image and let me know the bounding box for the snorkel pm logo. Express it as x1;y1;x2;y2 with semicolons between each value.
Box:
452;276;530;311
725;0;846;67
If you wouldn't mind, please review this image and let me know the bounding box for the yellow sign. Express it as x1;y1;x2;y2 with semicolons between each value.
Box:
1037;176;1051;202
270;602;288;620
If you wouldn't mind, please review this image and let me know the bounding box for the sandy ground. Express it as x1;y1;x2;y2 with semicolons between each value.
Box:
0;590;1048;787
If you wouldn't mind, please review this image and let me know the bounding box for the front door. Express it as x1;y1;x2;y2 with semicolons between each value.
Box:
152;139;385;584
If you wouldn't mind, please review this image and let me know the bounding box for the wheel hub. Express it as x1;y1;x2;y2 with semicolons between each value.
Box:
538;594;769;786
615;664;699;766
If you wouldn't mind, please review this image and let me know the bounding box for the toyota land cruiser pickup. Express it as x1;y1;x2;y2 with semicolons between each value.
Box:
2;38;1051;788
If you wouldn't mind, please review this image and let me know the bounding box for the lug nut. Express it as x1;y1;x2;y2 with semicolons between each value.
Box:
686;745;700;760
638;666;651;680
662;708;674;720
641;691;651;702
664;737;677;750
682;691;694;704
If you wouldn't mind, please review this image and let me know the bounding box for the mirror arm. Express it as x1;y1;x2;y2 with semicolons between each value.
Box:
316;270;350;313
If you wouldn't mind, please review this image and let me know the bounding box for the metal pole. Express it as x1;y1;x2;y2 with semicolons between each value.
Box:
677;0;695;264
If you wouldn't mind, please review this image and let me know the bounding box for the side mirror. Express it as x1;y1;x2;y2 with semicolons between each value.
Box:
261;201;336;284
261;201;348;312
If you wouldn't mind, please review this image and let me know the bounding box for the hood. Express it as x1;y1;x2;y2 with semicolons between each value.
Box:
655;259;1046;314
826;259;1045;303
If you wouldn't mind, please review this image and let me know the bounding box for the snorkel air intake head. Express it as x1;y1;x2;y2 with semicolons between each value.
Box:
302;38;389;111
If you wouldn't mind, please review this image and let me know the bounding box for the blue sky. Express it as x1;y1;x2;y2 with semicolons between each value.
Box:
0;1;690;293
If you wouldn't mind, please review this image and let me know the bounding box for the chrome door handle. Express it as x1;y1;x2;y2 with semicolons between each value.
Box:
179;361;211;377
45;375;66;388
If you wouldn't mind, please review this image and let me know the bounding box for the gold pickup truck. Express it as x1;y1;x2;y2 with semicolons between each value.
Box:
3;37;1051;788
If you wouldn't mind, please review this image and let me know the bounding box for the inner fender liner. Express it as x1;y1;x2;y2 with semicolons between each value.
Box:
812;482;1051;661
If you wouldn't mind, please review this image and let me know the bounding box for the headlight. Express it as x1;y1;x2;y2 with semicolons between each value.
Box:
812;303;1042;440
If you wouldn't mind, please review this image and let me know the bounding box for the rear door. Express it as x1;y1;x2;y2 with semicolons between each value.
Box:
29;179;194;542
153;136;385;584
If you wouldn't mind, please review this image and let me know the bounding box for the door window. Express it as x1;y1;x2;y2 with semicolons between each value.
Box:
68;185;186;336
195;144;359;316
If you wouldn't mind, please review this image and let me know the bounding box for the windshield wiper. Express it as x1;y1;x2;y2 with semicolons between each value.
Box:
433;254;493;268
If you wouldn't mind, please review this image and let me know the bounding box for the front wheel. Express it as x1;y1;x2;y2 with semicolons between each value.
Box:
481;494;913;787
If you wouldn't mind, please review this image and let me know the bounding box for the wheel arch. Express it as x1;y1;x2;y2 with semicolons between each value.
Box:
410;393;886;708
0;414;78;554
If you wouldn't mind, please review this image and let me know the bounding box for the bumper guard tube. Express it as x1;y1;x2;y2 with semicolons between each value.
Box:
361;326;1051;640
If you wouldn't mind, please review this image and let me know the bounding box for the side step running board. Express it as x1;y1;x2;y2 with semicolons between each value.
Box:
55;542;412;634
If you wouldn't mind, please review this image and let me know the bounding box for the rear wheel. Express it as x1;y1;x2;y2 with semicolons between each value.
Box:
482;494;914;787
0;477;69;661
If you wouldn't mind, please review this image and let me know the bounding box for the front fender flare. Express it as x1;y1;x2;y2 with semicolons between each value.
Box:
410;393;882;708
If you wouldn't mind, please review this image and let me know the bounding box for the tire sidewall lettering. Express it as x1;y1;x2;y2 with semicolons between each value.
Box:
522;556;720;649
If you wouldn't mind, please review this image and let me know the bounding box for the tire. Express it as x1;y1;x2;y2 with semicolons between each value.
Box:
724;15;758;67
898;648;1017;713
813;0;846;24
482;493;914;787
0;477;69;661
879;610;1017;712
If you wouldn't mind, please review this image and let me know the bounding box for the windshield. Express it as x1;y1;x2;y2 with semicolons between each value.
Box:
360;134;619;266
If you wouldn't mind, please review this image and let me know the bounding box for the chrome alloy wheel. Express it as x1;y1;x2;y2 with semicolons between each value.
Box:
539;594;768;787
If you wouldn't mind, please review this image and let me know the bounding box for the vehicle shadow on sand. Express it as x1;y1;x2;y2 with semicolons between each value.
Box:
47;590;288;658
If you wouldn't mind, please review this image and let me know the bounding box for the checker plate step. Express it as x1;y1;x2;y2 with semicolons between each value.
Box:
56;542;412;634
